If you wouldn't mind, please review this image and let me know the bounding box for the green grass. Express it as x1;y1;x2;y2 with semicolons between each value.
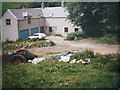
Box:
46;52;62;55
96;36;119;45
2;40;55;51
3;54;120;88
54;34;63;37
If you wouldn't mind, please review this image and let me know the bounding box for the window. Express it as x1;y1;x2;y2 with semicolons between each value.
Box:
64;27;68;32
40;26;44;33
74;28;79;32
28;18;31;24
49;27;52;32
6;19;11;25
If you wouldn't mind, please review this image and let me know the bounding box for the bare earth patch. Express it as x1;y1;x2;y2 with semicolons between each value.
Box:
29;36;119;56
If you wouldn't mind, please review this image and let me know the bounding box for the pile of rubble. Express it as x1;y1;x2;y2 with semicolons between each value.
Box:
28;51;90;64
28;57;45;64
57;52;90;64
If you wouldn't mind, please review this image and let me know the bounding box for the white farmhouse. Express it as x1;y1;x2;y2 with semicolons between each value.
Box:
1;3;82;41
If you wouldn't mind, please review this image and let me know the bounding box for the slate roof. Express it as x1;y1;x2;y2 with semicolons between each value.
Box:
9;7;69;20
42;7;69;18
10;8;43;20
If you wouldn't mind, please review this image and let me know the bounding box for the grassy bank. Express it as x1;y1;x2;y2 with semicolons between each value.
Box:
2;40;55;51
96;36;118;45
3;53;120;88
66;31;118;45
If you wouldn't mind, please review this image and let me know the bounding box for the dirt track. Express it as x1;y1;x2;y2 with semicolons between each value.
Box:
29;36;119;56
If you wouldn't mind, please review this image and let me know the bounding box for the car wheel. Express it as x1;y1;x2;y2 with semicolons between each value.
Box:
10;54;27;64
27;38;31;41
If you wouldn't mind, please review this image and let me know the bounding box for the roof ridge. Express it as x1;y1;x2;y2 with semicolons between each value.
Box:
9;8;42;10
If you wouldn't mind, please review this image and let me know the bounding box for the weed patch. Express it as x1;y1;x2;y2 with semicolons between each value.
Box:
66;32;87;40
2;51;120;88
54;34;63;37
96;36;118;45
2;40;55;51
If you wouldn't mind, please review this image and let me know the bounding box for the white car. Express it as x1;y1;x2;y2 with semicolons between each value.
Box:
28;33;46;40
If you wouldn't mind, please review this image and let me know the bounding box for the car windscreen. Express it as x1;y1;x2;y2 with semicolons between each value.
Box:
33;34;39;36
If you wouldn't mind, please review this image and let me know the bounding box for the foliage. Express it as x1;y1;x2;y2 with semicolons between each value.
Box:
2;2;61;15
45;2;61;7
2;40;55;51
3;52;120;88
25;51;37;60
66;2;119;37
2;39;14;44
2;2;33;15
54;34;63;37
66;31;87;40
70;50;94;60
48;41;56;46
46;52;62;55
96;35;119;45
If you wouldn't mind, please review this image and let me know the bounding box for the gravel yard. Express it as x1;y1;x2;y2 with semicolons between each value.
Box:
29;36;119;56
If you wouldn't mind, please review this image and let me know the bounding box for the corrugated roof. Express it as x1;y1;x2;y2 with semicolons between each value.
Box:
10;8;43;20
42;7;69;18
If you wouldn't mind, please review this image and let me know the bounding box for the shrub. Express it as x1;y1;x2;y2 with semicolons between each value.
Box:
3;39;14;45
66;32;87;40
70;52;84;60
54;34;63;37
48;41;56;46
15;39;24;42
83;50;94;58
70;50;94;60
31;41;55;48
25;51;37;60
66;32;76;40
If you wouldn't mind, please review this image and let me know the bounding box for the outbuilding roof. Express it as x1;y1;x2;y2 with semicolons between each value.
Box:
9;7;69;20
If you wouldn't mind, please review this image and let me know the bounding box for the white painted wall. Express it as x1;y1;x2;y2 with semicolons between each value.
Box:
2;8;82;41
45;17;82;36
2;10;18;41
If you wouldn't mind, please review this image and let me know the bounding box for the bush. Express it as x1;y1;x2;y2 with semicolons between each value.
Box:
15;39;24;42
66;32;87;40
35;41;55;48
70;50;94;60
48;41;56;46
70;52;84;60
3;39;14;45
83;50;94;58
25;51;37;60
54;34;63;37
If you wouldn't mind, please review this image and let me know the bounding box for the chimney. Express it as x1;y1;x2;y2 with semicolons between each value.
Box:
61;0;64;7
41;1;45;8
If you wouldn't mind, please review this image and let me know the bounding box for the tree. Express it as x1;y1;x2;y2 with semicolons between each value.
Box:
45;2;61;7
66;2;119;37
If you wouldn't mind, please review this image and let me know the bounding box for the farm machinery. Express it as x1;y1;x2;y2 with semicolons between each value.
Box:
7;49;37;64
